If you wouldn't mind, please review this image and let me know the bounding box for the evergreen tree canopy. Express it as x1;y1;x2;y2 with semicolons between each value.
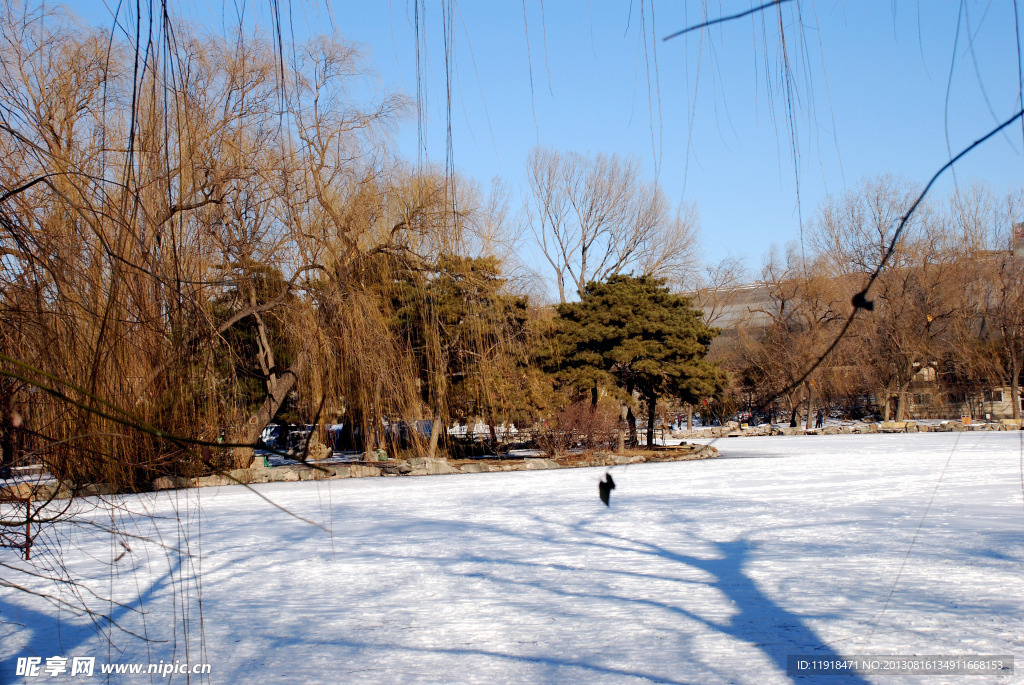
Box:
552;274;724;446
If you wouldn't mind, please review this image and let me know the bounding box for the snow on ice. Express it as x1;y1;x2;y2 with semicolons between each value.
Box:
2;432;1023;683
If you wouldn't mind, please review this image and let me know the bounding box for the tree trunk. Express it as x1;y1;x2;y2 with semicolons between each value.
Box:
233;349;308;469
1011;352;1021;421
1;398;15;474
686;405;693;432
616;403;627;454
587;385;599;447
895;381;911;421
804;382;815;430
882;387;892;421
646;395;656;448
371;420;384;452
427;411;443;459
626;406;637;447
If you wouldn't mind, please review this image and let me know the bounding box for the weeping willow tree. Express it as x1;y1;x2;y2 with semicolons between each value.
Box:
0;3;532;489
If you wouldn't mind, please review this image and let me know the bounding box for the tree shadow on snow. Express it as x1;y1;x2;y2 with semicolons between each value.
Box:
569;524;868;684
0;555;195;678
321;505;868;683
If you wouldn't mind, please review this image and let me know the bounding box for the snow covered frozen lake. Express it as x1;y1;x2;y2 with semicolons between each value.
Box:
3;432;1023;683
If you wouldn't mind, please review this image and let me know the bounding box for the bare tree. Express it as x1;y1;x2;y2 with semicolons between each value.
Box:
739;243;851;427
811;177;968;420
525;147;699;302
690;256;749;327
952;185;1024;420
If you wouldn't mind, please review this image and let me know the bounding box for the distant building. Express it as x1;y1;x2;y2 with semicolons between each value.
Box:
689;283;775;331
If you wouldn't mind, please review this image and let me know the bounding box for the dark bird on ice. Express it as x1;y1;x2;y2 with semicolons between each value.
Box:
599;472;616;507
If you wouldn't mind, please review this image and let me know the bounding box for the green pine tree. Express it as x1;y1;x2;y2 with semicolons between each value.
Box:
552;274;724;447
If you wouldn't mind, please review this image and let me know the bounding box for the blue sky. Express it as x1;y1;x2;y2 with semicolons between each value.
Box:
68;0;1024;278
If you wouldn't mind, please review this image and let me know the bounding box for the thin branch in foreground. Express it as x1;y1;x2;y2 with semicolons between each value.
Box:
764;106;1024;409
663;0;792;42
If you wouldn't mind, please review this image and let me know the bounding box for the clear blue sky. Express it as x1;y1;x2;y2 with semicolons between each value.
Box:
68;0;1024;277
